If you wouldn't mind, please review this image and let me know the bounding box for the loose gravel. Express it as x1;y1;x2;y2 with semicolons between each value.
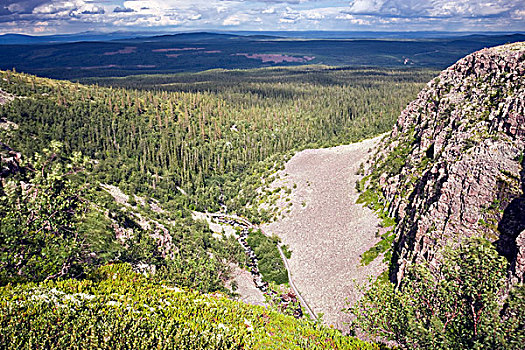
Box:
262;135;386;331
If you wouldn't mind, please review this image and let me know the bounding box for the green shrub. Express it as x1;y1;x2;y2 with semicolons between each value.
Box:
0;141;89;285
246;230;289;285
0;264;381;350
281;245;292;259
351;237;525;349
360;230;395;267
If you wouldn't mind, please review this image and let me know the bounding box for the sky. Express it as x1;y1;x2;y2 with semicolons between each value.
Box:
0;0;524;35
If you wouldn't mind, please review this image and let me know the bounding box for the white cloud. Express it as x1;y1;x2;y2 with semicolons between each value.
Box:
262;7;275;14
216;5;229;13
33;1;106;18
348;0;386;13
304;7;347;18
336;13;371;25
2;0;524;34
33;1;79;15
512;8;525;19
280;6;300;23
7;3;25;13
223;13;251;26
73;3;105;16
347;0;518;18
109;0;225;27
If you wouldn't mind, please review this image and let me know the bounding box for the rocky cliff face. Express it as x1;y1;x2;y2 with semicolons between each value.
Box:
365;42;525;286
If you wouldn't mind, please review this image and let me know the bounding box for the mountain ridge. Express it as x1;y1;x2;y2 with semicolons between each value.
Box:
362;42;525;286
1;32;524;79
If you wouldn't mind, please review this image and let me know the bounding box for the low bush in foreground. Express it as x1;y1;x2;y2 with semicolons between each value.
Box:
351;237;525;350
0;263;382;350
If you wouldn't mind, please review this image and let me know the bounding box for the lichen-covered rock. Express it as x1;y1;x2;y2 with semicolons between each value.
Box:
0;141;22;178
365;42;525;286
0;88;13;105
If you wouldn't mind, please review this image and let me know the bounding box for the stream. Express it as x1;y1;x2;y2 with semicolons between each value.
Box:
211;213;316;320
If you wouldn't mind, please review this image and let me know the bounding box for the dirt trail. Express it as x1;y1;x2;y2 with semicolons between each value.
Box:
262;135;386;330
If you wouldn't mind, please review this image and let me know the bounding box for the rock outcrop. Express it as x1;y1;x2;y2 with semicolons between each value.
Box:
0;89;13;105
365;42;525;286
0;141;23;179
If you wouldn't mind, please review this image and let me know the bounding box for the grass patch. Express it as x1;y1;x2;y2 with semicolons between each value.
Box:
246;230;289;285
281;244;292;259
360;229;395;266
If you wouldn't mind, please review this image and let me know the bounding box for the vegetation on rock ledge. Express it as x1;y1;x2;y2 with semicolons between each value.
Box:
351;232;525;349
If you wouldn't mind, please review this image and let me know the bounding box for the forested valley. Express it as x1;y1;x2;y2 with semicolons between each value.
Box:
2;66;435;220
0;66;434;348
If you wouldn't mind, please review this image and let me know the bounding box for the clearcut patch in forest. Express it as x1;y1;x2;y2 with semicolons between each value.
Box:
263;135;386;330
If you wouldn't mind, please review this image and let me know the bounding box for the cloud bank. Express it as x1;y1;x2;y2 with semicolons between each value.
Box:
0;0;523;34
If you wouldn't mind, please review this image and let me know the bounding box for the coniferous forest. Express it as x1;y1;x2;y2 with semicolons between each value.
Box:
1;67;435;218
0;66;434;348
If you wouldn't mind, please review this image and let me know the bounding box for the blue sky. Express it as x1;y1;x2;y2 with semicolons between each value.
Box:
0;0;524;34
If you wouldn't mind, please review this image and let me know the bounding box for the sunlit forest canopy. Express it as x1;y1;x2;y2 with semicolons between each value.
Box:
0;67;436;220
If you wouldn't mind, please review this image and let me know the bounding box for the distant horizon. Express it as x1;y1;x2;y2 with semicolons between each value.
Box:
2;29;524;46
2;29;524;37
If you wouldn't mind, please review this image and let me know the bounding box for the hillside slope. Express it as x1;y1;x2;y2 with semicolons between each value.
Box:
362;42;525;285
0;264;382;349
0;65;424;349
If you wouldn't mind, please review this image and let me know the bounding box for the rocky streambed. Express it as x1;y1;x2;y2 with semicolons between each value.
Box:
211;214;304;319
